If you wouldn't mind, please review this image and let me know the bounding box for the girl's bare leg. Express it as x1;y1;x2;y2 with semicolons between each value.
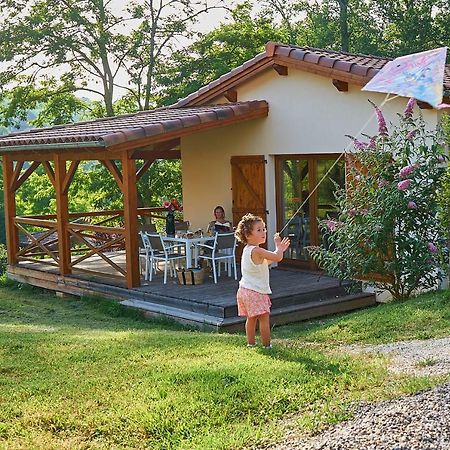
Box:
246;316;258;345
258;313;271;347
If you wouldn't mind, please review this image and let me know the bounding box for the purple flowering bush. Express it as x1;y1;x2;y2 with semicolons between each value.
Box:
309;99;447;300
437;114;450;238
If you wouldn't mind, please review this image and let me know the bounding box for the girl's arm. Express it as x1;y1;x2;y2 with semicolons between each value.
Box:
252;234;290;264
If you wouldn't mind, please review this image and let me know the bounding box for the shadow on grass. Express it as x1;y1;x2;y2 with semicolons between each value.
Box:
0;277;189;333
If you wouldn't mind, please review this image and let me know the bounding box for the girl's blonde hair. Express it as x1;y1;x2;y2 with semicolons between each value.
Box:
235;213;264;244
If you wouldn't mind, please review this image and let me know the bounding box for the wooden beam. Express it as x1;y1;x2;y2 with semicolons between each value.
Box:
136;159;155;182
14;161;41;191
2;155;19;264
42;161;56;187
130;138;180;159
62;161;80;195
332;79;349;92
273;64;288;76
11;161;24;191
0;149;124;162
131;149;181;160
54;156;71;275
224;89;238;102
101;160;124;193
122;155;140;288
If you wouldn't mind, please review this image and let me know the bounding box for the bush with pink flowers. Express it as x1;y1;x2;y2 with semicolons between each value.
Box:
309;99;447;300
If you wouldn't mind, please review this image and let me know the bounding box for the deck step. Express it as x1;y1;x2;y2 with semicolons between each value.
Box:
120;292;377;331
120;299;226;330
223;284;353;318
270;292;377;326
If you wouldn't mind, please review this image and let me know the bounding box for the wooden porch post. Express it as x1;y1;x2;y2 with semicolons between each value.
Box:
122;155;140;288
54;155;72;275
2;155;19;265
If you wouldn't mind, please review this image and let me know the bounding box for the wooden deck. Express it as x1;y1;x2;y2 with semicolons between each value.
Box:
7;251;377;330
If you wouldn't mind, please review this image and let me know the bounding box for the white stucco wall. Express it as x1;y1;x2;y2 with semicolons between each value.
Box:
180;67;439;240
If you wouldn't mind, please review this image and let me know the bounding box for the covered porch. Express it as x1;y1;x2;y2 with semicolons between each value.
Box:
0;100;376;328
0;101;268;289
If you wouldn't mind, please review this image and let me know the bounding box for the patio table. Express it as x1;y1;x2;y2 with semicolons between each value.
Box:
162;235;213;268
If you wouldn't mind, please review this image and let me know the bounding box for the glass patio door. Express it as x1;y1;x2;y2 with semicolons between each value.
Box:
276;155;345;268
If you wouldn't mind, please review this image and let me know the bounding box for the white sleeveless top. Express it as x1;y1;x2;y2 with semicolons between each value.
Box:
239;245;271;294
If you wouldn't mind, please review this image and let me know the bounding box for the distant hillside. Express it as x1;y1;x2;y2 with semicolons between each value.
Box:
0;110;37;136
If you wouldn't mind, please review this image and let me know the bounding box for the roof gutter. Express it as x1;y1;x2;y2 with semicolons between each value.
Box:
0;141;106;152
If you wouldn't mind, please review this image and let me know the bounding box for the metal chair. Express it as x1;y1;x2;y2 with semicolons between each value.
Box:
139;232;185;283
197;232;237;283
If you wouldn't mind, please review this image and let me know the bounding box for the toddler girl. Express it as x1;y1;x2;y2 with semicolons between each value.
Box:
235;213;290;348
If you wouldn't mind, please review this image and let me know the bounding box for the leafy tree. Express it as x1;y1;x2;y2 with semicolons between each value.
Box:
0;0;224;122
158;1;284;105
125;0;226;111
368;0;439;57
262;0;381;53
263;0;450;57
15;167;56;216
309;100;447;300
0;0;124;117
0;78;89;129
0;166;5;243
260;0;308;45
138;160;182;208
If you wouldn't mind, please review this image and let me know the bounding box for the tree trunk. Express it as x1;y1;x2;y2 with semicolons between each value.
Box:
337;0;349;52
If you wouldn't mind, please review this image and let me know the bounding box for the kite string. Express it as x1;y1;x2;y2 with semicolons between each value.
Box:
279;92;392;235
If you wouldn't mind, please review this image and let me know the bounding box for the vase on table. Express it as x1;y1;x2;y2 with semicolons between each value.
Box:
166;210;175;236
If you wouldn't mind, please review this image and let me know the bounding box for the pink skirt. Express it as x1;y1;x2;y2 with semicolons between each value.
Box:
237;286;271;318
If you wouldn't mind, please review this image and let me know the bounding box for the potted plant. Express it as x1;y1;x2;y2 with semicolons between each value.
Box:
163;198;183;236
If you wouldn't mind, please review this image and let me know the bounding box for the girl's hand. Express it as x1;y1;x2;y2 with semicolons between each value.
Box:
274;233;290;252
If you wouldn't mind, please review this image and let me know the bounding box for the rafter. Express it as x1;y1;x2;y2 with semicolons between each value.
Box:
332;79;348;92
273;64;288;76
224;89;238;102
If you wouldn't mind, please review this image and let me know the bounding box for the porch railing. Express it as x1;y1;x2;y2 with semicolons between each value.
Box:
14;207;170;279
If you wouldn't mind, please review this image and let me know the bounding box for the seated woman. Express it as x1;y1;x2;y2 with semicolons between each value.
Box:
206;206;233;235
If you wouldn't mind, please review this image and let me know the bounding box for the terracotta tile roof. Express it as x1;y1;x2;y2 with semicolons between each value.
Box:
0;101;268;151
174;42;450;107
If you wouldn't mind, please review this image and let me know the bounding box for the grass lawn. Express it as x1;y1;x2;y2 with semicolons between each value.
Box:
1;278;450;450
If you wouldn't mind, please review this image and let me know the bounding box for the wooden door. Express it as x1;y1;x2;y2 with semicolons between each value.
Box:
231;155;267;256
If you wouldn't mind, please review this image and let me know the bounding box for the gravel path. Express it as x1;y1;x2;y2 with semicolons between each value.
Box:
257;336;450;450
345;336;450;377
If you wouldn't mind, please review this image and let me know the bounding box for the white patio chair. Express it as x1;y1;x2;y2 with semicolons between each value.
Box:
197;232;237;283
139;232;185;283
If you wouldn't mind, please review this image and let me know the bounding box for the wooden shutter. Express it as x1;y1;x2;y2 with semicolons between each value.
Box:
231;155;266;224
231;155;267;257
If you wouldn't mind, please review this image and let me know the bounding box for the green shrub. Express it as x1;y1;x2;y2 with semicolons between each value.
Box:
309;99;447;300
0;243;7;275
436;113;450;239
